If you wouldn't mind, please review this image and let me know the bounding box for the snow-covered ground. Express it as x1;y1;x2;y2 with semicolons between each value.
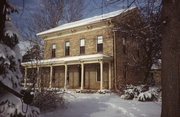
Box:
40;92;161;117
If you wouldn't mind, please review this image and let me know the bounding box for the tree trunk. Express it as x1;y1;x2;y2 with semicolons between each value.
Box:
161;0;180;117
0;0;6;38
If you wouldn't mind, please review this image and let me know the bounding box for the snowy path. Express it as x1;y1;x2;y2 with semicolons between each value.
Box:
41;92;161;117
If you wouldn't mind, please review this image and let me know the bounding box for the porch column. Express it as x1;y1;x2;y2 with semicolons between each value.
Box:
100;60;103;90
80;63;84;90
108;62;112;90
49;66;53;88
24;67;27;88
37;67;40;88
64;64;67;88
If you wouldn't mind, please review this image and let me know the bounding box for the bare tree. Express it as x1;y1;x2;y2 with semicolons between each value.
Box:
114;0;162;84
29;0;65;34
19;0;85;61
102;0;180;117
64;0;84;23
26;0;84;36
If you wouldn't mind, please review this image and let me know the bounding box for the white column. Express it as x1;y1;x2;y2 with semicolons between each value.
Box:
24;67;27;88
100;61;103;90
37;67;40;88
49;66;53;88
80;63;84;90
64;64;67;88
108;62;112;90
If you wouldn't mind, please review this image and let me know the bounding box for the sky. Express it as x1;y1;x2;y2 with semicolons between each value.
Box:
8;0;162;57
9;0;128;54
11;0;129;30
9;0;144;55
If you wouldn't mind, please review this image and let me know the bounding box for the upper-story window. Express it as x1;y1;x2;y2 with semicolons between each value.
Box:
97;35;103;52
80;39;85;54
122;38;126;54
65;41;70;56
51;44;56;58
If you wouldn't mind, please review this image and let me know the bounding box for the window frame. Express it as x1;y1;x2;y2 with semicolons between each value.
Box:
65;41;70;56
51;43;56;58
80;38;85;55
96;35;103;53
122;38;126;54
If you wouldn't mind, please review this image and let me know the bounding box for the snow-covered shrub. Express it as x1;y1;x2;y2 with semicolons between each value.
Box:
120;84;161;102
32;90;65;112
137;91;155;101
137;87;161;101
120;85;149;100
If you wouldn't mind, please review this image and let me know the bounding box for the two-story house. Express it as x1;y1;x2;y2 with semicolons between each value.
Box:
22;7;144;90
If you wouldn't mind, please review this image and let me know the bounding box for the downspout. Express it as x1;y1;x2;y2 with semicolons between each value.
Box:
113;30;117;91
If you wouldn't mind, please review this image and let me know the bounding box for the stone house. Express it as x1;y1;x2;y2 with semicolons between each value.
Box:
22;7;144;90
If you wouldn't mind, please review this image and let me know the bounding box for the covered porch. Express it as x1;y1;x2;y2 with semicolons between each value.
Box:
22;54;113;90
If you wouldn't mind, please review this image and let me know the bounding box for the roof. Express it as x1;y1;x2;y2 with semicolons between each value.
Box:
22;54;112;66
37;7;135;36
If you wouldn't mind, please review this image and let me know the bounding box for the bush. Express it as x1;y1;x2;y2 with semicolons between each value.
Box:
120;85;148;100
31;89;65;112
137;91;155;101
120;84;161;102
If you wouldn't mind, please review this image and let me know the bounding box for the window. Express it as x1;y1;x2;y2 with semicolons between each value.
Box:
97;35;103;52
51;44;56;58
96;65;100;81
122;38;126;54
65;41;70;56
123;64;127;80
80;39;85;54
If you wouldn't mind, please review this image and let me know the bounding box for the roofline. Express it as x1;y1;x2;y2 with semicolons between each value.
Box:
36;7;136;37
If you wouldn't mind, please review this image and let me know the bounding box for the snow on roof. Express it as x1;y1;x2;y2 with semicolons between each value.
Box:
22;54;112;65
37;7;135;36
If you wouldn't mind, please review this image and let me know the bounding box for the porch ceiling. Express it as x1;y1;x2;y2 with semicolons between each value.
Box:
22;54;112;67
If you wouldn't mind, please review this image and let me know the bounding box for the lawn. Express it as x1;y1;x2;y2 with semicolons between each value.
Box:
40;92;161;117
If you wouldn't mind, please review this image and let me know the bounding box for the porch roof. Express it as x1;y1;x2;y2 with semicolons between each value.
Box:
22;54;112;67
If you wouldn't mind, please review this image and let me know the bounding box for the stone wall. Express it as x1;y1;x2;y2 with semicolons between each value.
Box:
43;25;114;59
115;33;145;86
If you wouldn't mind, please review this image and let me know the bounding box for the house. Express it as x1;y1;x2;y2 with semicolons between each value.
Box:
22;7;144;90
